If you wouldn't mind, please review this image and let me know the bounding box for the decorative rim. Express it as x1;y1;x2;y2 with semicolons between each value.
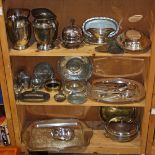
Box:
82;17;119;38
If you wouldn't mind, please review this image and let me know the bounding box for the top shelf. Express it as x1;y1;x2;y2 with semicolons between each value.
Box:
9;43;151;57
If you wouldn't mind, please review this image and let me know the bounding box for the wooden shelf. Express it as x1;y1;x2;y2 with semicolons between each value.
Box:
16;97;145;107
9;43;151;57
21;130;141;154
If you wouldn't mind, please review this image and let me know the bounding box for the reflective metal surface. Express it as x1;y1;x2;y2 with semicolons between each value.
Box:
31;8;56;19
18;90;50;102
104;117;139;142
62;19;83;48
116;29;151;52
88;78;145;103
44;78;61;91
32;18;58;51
22;119;93;151
54;91;66;102
7;8;31;50
33;62;54;82
82;17;119;44
100;107;137;122
57;57;93;81
67;92;87;104
63;80;86;94
51;127;75;141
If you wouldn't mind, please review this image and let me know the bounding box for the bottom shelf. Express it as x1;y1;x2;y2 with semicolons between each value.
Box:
21;130;141;154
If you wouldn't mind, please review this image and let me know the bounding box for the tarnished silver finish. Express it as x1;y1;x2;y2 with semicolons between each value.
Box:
7;8;31;50
54;91;66;102
104;117;139;142
82;17;119;44
116;29;151;52
67;92;87;104
22;119;93;151
100;107;137;122
57;57;93;81
32;18;58;51
51;127;75;141
63;80;86;94
62;19;83;48
88;78;145;103
33;62;54;82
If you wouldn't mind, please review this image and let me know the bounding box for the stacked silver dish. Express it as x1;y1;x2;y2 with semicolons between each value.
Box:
57;56;92;104
100;107;139;142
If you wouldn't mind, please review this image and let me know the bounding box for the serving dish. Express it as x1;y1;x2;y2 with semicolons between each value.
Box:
104;117;139;142
57;57;92;81
88;78;145;103
63;80;87;94
22;119;93;152
82;17;119;44
100;107;137;122
116;29;151;52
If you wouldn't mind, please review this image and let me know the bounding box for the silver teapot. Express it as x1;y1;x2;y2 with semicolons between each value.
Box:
32;8;58;51
62;19;83;48
7;8;31;50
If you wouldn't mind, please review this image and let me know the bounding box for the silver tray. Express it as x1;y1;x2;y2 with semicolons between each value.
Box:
57;57;93;81
22;119;93;152
88;78;145;103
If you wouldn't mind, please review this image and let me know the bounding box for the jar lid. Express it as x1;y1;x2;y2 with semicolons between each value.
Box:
31;8;56;19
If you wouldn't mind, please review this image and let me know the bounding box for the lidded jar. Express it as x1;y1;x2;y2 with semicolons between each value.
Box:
32;8;58;51
62;19;83;48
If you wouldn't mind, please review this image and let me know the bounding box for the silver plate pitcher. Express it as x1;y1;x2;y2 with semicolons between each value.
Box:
7;8;31;50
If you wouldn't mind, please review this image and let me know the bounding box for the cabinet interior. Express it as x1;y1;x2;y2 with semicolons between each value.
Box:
3;0;155;47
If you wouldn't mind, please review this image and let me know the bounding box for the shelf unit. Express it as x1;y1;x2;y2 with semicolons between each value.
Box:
0;30;15;144
1;0;155;154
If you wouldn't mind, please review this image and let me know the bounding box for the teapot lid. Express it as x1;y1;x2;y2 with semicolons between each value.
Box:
31;8;56;19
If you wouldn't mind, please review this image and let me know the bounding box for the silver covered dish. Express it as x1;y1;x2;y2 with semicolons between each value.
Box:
22;119;93;152
82;17;119;44
88;78;145;103
57;57;93;81
116;29;151;52
62;19;83;48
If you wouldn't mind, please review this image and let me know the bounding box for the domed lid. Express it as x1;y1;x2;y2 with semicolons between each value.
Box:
62;19;83;40
31;8;56;19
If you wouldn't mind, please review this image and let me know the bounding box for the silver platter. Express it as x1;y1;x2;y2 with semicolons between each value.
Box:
22;119;93;152
57;57;93;81
88;78;145;103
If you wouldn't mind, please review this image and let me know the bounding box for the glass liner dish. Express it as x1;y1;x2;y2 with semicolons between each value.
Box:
116;29;151;52
22;119;93;152
57;57;93;81
88;78;145;103
82;17;119;44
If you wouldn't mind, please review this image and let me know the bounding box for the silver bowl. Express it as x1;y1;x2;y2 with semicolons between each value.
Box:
116;29;151;52
82;17;119;44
